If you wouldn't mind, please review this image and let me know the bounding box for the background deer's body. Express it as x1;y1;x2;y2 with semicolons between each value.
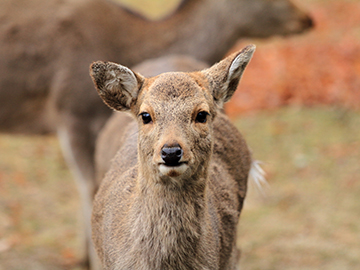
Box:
0;0;313;180
0;0;311;268
91;45;255;269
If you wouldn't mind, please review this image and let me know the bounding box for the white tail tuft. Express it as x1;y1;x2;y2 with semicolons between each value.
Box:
248;160;269;196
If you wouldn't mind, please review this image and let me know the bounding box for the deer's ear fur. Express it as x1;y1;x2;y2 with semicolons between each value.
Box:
90;61;145;111
202;44;255;107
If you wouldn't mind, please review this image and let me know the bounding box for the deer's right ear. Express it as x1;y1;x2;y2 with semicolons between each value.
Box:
90;61;145;111
201;45;255;108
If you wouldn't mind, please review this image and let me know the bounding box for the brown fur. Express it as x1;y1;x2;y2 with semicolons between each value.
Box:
0;0;311;268
95;55;209;182
90;45;255;269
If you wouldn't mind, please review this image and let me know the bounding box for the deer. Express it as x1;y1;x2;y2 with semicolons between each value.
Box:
0;0;311;268
90;44;255;269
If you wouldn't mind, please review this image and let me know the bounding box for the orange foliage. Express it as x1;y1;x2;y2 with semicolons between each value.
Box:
226;1;360;117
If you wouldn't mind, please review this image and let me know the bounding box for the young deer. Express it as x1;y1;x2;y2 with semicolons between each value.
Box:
90;45;255;269
0;0;310;267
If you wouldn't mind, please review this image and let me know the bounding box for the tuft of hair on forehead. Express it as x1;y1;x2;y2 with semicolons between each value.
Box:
146;72;206;100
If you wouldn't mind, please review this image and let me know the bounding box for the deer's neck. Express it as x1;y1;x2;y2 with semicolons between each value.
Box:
127;175;208;268
108;0;240;65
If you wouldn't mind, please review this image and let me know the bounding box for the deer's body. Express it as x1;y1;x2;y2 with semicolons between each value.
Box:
91;45;255;269
94;114;249;269
0;0;311;268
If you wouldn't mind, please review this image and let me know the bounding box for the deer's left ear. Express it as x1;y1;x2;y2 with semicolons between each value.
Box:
202;44;255;107
90;61;145;111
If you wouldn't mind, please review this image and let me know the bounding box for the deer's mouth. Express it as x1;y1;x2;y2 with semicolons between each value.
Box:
162;160;187;167
158;162;188;177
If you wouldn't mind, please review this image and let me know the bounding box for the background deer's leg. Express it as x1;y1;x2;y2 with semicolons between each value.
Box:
57;119;102;270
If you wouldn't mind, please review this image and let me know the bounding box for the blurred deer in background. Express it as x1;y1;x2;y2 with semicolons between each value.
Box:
90;44;255;270
0;0;312;268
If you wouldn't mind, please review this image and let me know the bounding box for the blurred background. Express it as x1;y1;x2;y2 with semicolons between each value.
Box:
0;0;359;269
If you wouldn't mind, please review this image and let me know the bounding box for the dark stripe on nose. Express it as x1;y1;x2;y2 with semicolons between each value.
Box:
161;144;183;166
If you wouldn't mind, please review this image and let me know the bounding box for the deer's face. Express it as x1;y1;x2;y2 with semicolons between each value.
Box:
90;45;255;185
135;73;216;181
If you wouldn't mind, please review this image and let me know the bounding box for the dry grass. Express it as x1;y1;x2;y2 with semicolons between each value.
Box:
0;135;82;270
236;106;360;269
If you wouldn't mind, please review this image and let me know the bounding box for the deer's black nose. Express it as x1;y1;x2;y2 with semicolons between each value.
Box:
161;144;183;166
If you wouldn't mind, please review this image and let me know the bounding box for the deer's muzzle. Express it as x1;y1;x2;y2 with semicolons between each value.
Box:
161;144;183;166
158;144;188;177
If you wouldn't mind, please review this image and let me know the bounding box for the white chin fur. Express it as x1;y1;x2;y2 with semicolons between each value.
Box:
159;163;188;177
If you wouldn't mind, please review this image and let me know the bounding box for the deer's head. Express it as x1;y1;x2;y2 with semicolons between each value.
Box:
90;45;255;187
225;0;313;37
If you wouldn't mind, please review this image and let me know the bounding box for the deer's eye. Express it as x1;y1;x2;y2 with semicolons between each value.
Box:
195;111;209;123
140;112;152;124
